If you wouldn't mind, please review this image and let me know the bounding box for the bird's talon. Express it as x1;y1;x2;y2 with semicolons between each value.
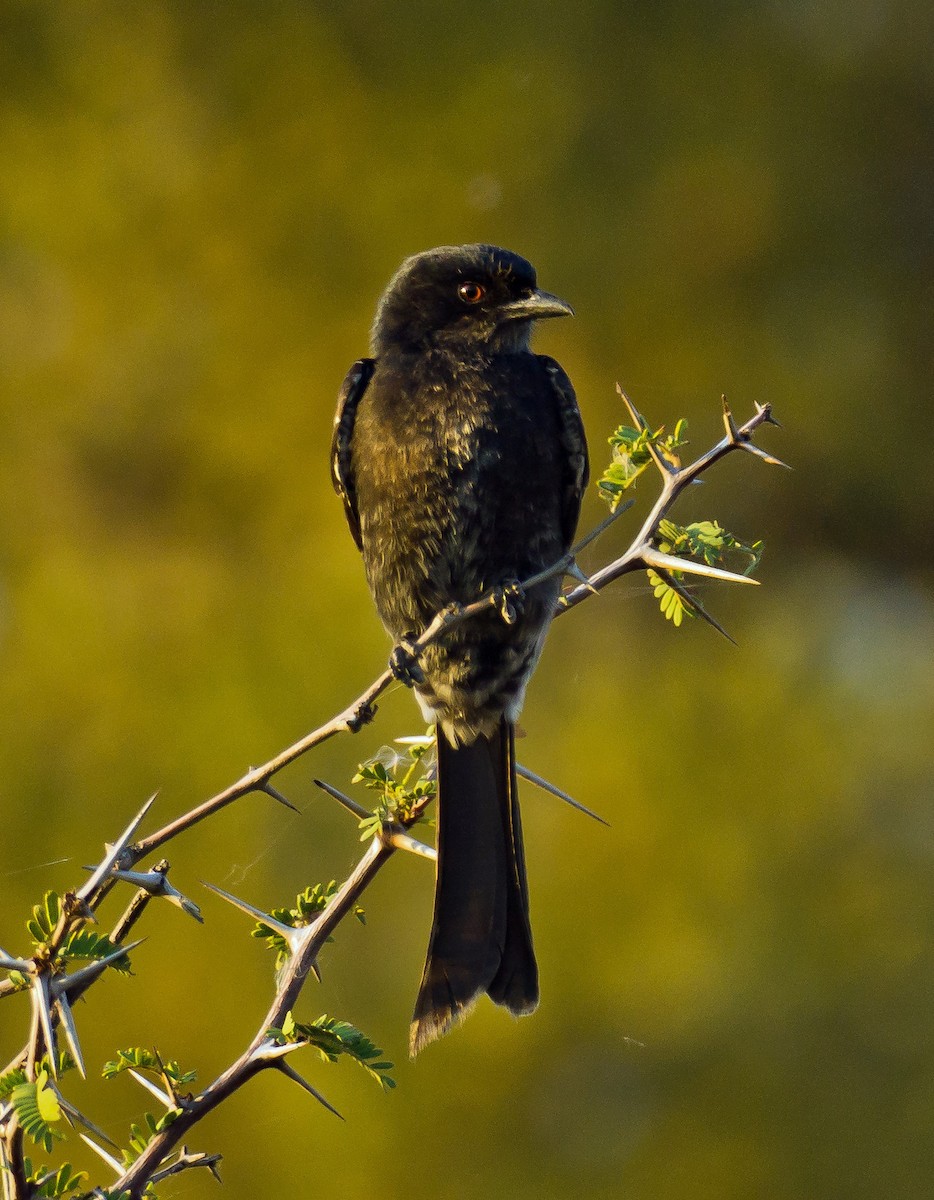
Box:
389;637;425;687
493;581;525;625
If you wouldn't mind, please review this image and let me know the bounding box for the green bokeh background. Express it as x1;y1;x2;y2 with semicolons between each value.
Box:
1;3;932;1197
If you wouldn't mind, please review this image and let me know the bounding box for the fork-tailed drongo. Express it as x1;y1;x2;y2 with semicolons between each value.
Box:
331;244;588;1054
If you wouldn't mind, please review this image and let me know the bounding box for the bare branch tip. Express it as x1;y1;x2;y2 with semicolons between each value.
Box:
616;383;648;430
755;401;783;428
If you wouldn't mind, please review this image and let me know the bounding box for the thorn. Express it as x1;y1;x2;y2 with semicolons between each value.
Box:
55;992;86;1078
721;395;739;442
201;882;312;958
516;764;610;826
128;1068;175;1109
201;882;274;924
641;546;760;586
53;939;145;996
385;829;437;861
563;560;598;593
273;1060;343;1119
616;384;649;431
57;1095;119;1147
313;778;370;821
31;974;57;1075
739;441;793;470
79;1133;124;1176
651;568;738;644
260;782;301;814
571;500;635;555
78;794;157;901
108;867;204;923
755;400;783;427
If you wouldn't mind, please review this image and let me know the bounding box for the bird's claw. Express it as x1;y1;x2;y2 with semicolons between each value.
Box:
492;581;525;625
389;636;425;687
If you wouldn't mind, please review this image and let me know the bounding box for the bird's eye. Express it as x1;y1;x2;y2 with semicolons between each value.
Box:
457;281;486;304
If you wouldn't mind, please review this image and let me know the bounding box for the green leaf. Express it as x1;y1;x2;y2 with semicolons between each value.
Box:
353;732;437;840
251;882;365;969
122;1111;161;1167
597;419;689;509
102;1047;196;1086
0;1066;27;1100
27;892;62;947
11;1071;64;1153
648;519;764;627
62;929;132;974
23;1160;87;1198
266;1011;395;1091
647;570;694;627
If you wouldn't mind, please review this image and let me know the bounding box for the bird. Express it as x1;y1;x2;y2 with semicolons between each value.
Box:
331;244;588;1055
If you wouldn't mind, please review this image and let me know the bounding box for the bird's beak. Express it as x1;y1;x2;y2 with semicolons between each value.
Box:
498;289;575;323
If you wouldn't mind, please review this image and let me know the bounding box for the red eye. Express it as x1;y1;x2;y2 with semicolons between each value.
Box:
457;281;486;304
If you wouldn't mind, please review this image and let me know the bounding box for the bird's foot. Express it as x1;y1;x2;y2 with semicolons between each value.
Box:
389;634;425;687
491;580;525;625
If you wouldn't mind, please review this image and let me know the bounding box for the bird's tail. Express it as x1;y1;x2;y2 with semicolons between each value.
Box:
409;717;539;1056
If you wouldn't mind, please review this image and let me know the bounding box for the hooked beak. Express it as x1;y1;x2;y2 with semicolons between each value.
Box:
498;289;575;323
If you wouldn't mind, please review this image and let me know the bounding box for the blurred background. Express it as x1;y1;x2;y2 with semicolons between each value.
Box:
1;2;932;1197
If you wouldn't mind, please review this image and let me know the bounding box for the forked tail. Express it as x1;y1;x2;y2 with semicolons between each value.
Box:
410;717;538;1056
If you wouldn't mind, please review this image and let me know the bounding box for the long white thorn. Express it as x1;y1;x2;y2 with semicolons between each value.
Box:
385;830;437;861
53;939;144;996
79;1133;124;1176
128;1068;176;1109
32;974;57;1076
273;1060;343;1119
201;882;313;957
55;992;86;1078
517;765;610;825
78;795;157;901
641;547;760;586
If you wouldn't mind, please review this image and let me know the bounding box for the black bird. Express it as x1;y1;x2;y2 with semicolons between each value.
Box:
331;244;588;1054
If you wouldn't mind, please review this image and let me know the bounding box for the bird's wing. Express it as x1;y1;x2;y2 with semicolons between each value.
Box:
538;355;590;545
331;358;376;550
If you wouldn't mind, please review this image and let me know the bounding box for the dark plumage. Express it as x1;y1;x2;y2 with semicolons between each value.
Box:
331;244;588;1054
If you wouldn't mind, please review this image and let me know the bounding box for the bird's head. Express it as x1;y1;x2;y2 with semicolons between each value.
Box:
371;244;573;356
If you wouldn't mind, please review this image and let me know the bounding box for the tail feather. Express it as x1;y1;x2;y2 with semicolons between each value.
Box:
410;718;538;1056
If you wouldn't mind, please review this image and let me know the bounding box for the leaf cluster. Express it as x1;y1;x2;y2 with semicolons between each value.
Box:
122;1110;181;1168
267;1012;395;1091
102;1047;196;1088
251;882;365;969
8;1069;64;1154
650;519;764;626
353;734;436;841
21;1160;86;1198
597;419;688;508
25;892;132;974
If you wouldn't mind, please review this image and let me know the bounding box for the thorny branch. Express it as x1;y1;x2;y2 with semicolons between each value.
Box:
0;394;783;1199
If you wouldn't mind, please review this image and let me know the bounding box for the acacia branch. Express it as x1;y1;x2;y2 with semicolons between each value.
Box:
0;393;782;1199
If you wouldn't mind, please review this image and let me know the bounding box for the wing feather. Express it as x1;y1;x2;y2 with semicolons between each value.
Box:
537;355;589;546
331;358;376;550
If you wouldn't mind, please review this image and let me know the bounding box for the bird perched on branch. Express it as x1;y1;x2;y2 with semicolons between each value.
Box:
331;244;588;1054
